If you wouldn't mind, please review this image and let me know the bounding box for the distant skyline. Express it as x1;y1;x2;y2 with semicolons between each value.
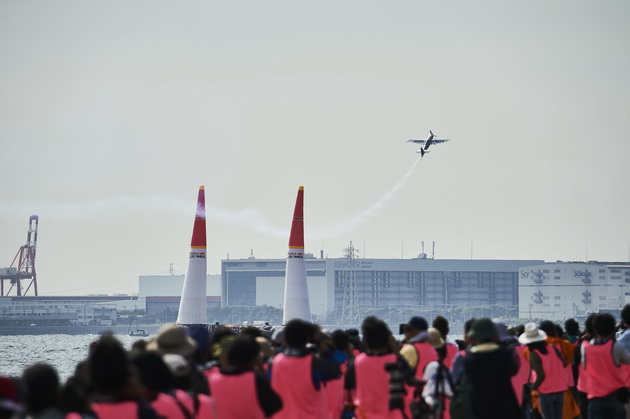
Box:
1;1;629;296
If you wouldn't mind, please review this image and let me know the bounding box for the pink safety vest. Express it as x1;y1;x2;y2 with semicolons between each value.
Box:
172;389;217;419
584;340;625;399
209;371;265;419
353;353;404;419
403;342;438;417
511;345;530;406
151;392;187;419
271;353;327;419
534;345;567;394
444;342;459;370
91;401;139;419
577;341;590;394
326;361;347;419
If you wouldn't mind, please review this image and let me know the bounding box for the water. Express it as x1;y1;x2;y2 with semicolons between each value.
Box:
0;333;146;381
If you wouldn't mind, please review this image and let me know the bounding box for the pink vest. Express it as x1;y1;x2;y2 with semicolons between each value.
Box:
326;361;347;419
534;345;567;394
410;342;439;378
91;401;139;419
151;392;187;419
584;340;625;399
271;353;327;419
209;371;265;419
577;341;590;394
444;342;459;370
354;353;403;419
173;389;217;419
511;345;530;406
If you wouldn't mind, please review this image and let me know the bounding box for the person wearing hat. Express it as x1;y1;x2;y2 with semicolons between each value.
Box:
421;328;454;419
147;323;198;357
399;316;438;417
519;322;568;419
463;317;520;419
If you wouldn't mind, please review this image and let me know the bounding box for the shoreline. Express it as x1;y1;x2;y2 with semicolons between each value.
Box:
0;325;160;336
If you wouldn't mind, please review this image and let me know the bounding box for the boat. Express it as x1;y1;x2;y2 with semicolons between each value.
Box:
127;310;150;337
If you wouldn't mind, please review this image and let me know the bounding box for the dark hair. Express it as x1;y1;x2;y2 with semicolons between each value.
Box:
432;316;450;338
539;320;556;337
593;313;616;338
240;326;264;338
527;340;548;355
622;304;630;327
464;318;476;335
22;363;60;414
284;319;315;348
554;324;564;338
564;318;580;336
131;351;174;393
361;316;391;350
88;334;129;393
331;329;350;352
584;313;597;335
226;336;260;367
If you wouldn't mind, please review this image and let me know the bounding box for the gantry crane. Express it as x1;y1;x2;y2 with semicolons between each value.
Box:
1;215;39;296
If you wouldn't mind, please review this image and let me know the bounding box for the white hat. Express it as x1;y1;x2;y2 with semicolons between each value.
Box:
518;322;547;345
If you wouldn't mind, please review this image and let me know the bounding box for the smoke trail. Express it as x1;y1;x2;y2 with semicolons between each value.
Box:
309;157;421;239
0;158;420;239
0;196;288;238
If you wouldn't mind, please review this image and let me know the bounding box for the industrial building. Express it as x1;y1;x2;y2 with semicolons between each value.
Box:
0;295;136;326
221;256;544;319
519;261;630;320
139;274;221;317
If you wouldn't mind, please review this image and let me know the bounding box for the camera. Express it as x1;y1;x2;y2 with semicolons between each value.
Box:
384;361;407;411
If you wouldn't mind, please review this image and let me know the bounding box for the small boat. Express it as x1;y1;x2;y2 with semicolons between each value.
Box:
129;328;149;337
127;310;150;337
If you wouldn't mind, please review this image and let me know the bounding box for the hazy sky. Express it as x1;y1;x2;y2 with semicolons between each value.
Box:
1;1;629;296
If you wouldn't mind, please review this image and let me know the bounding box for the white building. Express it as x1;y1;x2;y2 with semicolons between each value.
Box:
518;261;630;320
138;274;221;298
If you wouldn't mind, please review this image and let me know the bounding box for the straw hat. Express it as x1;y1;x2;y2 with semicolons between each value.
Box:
518;322;547;345
147;323;197;356
427;327;445;349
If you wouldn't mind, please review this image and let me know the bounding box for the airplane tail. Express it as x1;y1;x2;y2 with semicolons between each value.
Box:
420;148;425;157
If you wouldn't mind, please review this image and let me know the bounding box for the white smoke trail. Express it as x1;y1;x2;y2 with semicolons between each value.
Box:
0;158;421;240
309;157;421;239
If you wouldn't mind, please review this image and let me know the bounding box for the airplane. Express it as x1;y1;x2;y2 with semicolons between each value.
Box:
407;130;450;156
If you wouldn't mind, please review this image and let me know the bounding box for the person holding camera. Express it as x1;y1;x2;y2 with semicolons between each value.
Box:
345;316;410;419
269;319;341;419
400;317;439;417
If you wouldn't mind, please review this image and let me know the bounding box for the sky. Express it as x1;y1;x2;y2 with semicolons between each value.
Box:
1;1;629;296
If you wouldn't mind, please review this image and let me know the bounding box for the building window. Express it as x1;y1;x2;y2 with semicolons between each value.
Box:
610;269;621;273
554;296;561;300
611;276;621;280
554;269;561;273
599;296;606;300
554;304;561;307
543;304;550;307
554;276;560;279
543;270;549;273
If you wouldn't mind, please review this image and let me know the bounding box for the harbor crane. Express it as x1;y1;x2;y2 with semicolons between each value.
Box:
1;215;39;296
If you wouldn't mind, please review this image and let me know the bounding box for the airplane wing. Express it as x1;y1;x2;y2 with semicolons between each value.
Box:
407;139;426;144
432;139;450;144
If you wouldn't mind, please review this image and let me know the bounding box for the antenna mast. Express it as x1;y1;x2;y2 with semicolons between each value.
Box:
341;241;360;325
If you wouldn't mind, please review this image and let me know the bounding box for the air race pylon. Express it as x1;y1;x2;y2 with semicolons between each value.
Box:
176;186;208;326
282;186;312;324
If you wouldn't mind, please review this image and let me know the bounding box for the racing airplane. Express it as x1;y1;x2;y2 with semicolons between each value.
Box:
407;130;450;156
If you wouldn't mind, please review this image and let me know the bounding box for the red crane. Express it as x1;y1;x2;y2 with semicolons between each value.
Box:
1;215;39;296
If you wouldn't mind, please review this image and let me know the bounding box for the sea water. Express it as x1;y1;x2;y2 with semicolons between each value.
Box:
0;333;144;381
